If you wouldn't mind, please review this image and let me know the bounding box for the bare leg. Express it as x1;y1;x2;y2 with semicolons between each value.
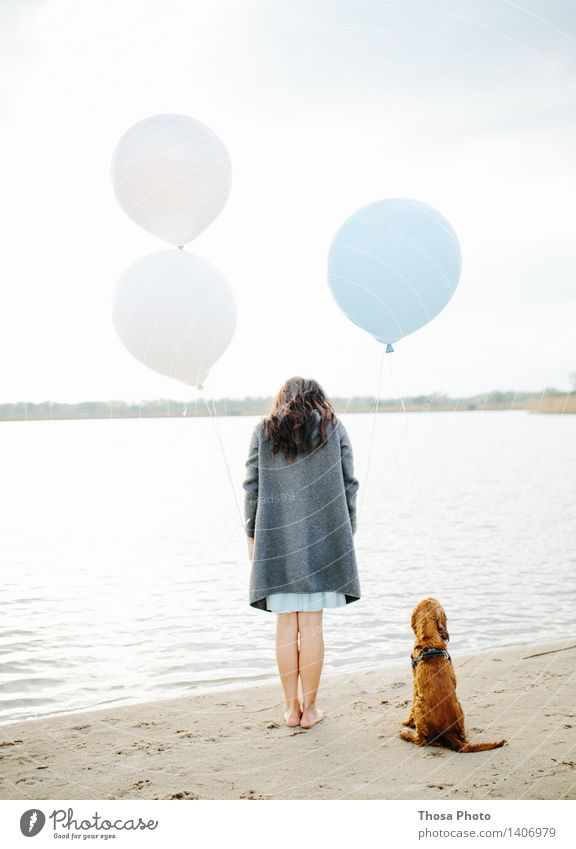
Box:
275;613;301;727
298;610;325;728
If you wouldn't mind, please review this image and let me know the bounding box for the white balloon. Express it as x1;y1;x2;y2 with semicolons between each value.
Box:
111;114;231;246
112;250;236;387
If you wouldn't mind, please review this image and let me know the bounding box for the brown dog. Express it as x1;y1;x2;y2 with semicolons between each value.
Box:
400;597;507;753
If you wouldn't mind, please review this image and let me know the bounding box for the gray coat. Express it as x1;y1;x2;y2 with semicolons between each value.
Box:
243;412;361;611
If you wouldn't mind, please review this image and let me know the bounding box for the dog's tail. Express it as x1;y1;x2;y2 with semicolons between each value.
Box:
456;738;507;753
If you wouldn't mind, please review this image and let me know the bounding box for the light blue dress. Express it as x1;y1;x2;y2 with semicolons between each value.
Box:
266;591;347;613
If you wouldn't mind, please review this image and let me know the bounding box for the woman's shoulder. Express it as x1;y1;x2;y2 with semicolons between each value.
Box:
332;416;350;439
252;417;269;438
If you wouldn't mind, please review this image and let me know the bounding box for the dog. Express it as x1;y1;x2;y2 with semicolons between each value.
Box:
400;597;507;753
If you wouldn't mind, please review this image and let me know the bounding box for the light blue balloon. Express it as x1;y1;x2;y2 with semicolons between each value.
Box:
327;198;462;348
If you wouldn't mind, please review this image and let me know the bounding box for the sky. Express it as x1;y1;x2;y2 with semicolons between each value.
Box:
0;0;575;403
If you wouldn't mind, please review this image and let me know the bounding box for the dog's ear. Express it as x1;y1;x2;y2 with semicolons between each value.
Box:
436;605;449;642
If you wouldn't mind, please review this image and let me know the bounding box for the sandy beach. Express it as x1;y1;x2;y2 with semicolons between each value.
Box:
1;640;574;801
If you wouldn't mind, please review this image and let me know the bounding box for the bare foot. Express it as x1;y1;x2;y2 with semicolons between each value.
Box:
300;706;325;729
284;706;302;728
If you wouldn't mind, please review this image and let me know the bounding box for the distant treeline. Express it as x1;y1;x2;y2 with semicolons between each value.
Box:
1;389;574;421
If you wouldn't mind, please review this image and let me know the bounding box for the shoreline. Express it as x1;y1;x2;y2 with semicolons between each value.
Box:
3;636;569;730
2;407;575;423
2;393;575;421
1;640;574;800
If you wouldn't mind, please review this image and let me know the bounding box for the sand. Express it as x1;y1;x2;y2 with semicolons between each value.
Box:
1;640;574;801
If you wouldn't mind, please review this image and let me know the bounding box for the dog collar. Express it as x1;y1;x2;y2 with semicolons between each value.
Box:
411;647;451;669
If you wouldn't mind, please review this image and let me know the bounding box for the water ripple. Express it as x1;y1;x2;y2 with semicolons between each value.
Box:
0;412;574;724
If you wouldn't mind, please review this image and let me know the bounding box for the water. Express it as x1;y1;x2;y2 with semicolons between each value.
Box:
0;411;574;724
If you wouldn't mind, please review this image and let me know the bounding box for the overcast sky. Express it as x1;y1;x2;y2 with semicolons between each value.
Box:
1;0;574;403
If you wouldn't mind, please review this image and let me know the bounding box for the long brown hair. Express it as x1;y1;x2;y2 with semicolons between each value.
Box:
266;377;336;460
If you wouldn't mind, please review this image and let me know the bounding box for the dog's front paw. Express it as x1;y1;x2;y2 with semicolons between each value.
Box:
402;715;416;728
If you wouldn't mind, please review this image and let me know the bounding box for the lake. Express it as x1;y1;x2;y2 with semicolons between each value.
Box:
0;411;574;724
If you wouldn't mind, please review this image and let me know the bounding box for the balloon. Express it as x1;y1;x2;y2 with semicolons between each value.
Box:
327;198;462;349
112;250;236;387
111;114;231;246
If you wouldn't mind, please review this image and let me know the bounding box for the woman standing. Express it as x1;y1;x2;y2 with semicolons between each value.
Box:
243;377;360;728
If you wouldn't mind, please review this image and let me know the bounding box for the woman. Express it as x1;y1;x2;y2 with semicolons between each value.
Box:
243;377;360;729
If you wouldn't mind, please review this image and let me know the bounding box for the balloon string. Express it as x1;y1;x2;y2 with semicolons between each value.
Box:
202;396;244;528
388;351;411;492
388;354;407;415
357;344;386;522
